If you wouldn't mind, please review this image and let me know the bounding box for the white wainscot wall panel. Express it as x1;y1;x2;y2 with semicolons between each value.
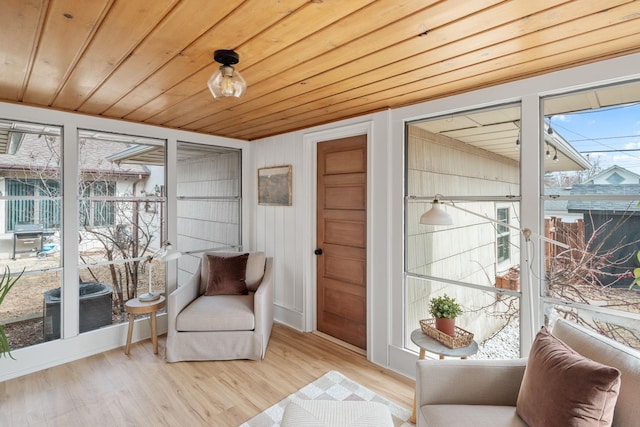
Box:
253;135;305;330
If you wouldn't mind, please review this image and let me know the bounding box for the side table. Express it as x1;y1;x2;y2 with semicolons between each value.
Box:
124;295;166;355
410;327;478;423
410;328;478;360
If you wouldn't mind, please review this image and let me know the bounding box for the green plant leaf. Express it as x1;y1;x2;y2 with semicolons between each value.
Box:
0;266;24;359
429;293;463;318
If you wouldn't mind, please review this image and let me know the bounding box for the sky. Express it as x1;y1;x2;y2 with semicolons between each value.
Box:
550;102;640;175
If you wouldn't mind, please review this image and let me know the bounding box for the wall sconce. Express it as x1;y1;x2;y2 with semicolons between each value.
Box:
207;49;247;99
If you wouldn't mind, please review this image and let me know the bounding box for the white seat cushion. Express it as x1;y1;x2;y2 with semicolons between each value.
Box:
421;404;527;427
281;400;394;427
176;294;255;332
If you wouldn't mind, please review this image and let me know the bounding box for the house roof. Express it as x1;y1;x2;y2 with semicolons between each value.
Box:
411;105;592;172
0;133;149;178
1;1;639;141
568;184;640;214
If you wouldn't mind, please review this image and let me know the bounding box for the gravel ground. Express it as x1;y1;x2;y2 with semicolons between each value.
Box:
473;319;521;359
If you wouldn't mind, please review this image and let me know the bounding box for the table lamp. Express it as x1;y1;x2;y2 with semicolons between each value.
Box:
139;241;182;302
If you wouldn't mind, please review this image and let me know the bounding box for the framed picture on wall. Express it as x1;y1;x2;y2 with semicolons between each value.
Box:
258;165;292;206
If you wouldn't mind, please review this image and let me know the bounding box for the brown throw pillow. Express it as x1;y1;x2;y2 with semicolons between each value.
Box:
516;326;621;427
204;253;249;296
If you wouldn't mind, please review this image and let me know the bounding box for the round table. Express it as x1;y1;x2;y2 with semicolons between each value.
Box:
124;295;166;355
410;328;478;360
410;328;478;423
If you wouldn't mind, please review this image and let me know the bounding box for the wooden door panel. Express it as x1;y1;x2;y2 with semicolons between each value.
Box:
324;219;366;247
323;210;366;247
324;251;366;286
324;148;366;174
324;185;366;210
321;279;366;320
323;172;366;210
317;135;367;350
319;311;367;349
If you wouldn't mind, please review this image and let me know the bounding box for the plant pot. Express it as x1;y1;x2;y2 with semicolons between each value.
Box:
435;317;456;337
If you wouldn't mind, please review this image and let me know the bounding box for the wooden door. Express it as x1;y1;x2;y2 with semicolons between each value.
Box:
316;135;367;350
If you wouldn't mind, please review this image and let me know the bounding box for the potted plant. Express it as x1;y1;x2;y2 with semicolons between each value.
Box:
429;294;462;337
0;266;23;359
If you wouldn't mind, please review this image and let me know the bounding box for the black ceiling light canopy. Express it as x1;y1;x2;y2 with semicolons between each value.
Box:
207;49;246;99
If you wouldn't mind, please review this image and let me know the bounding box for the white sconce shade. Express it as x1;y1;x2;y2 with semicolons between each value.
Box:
419;200;453;225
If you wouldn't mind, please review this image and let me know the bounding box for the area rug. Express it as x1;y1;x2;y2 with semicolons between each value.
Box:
238;370;413;427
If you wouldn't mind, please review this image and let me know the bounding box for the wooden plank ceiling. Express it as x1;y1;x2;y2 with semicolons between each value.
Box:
1;0;639;141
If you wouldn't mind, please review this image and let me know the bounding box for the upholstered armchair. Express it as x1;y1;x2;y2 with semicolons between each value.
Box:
415;319;640;427
165;251;273;362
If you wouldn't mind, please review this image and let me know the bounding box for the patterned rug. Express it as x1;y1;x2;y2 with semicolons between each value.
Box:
239;370;412;427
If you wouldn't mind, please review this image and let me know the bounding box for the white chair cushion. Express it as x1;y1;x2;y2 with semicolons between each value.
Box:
281;400;394;427
176;294;255;332
245;251;266;292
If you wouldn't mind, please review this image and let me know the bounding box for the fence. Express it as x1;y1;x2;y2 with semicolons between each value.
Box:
544;217;585;270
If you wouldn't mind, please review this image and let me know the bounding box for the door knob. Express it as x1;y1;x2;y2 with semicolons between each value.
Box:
314;248;323;255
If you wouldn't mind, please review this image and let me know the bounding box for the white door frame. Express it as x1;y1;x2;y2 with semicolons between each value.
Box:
301;121;374;346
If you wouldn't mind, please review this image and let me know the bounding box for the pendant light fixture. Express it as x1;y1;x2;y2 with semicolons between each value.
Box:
207;49;246;99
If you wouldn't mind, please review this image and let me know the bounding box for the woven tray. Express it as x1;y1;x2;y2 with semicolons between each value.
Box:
419;318;474;349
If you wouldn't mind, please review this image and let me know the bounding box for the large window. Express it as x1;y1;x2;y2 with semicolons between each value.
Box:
542;80;640;349
75;130;167;335
405;103;523;359
0;123;244;357
0;120;63;350
175;142;242;283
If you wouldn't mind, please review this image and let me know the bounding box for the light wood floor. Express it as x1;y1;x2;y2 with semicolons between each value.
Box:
1;323;415;426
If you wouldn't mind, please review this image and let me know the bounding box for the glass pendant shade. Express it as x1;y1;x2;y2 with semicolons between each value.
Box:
419;201;453;225
208;65;246;98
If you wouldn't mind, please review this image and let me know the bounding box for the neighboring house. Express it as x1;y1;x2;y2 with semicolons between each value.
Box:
568;166;640;287
0;133;151;258
582;165;640;185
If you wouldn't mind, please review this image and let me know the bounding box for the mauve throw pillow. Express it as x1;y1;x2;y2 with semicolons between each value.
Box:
516;327;621;427
204;253;249;296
